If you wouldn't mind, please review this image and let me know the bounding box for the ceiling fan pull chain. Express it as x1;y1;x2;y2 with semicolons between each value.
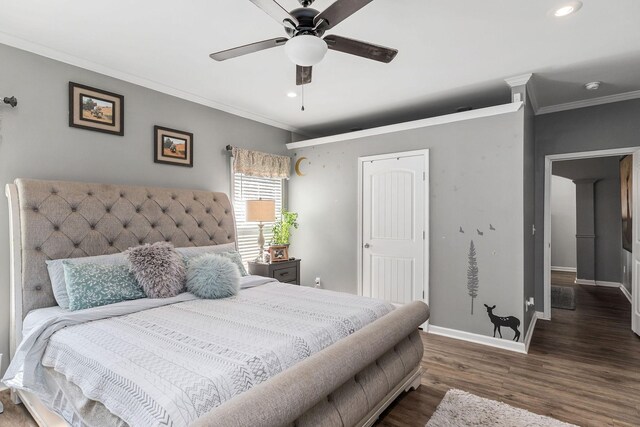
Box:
301;83;305;111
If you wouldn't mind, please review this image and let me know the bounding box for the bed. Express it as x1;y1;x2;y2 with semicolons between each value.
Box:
3;178;429;427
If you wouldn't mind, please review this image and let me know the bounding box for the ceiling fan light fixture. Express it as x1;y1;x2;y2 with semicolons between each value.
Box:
285;34;328;66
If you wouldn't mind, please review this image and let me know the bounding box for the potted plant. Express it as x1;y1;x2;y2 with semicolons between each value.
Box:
271;210;299;246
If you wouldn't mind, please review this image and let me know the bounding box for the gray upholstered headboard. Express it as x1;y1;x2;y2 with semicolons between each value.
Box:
8;178;236;319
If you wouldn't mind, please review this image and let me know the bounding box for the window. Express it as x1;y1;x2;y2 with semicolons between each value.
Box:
232;171;284;263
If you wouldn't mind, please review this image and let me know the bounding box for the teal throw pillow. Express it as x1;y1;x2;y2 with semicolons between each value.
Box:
63;261;146;311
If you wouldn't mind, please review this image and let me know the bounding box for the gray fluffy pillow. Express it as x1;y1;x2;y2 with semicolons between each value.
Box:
125;242;186;298
186;254;240;299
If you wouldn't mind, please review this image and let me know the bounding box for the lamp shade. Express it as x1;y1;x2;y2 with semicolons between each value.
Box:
285;35;328;67
246;199;276;222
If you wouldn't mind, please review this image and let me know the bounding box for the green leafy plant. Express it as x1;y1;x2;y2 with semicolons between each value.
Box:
271;210;299;245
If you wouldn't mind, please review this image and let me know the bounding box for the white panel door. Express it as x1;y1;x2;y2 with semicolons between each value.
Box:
361;153;427;305
632;150;640;336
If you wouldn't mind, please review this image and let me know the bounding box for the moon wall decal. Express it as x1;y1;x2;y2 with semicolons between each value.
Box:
295;157;308;176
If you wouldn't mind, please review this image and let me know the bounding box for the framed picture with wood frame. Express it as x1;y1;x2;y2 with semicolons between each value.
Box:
153;125;193;167
269;245;289;263
69;82;124;135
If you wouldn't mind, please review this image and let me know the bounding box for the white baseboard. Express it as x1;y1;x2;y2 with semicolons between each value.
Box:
551;266;577;273
596;280;624;288
524;312;538;353
427;325;526;354
620;285;632;303
574;279;622;288
535;310;549;321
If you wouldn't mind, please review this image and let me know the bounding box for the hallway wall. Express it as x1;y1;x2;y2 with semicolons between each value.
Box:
551;175;576;270
552;157;623;284
622;249;632;294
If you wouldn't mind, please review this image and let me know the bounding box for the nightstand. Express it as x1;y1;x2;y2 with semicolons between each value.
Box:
248;259;301;285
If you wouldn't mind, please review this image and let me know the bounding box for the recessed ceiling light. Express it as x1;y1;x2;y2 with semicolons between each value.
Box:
584;81;601;91
554;1;582;17
287;92;297;98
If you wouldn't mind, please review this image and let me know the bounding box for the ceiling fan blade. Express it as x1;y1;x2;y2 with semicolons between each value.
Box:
249;0;299;29
314;0;373;30
324;35;397;63
296;66;312;85
210;38;288;61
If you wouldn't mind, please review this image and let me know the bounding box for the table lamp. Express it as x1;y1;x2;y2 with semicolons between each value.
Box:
246;199;275;262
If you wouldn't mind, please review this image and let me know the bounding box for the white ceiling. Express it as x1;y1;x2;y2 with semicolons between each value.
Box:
1;0;640;136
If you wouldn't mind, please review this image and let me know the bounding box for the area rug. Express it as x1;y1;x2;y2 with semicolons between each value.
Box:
426;389;576;427
551;285;576;310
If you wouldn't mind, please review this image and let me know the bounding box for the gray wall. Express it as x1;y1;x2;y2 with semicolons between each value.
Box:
622;249;632;293
593;175;623;283
521;86;536;336
553;157;623;283
289;110;526;339
534;99;640;309
550;175;577;270
0;43;290;374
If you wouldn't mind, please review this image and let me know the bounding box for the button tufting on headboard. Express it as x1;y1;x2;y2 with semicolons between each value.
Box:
13;178;237;317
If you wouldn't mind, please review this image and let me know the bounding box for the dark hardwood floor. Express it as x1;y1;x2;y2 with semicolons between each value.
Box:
377;271;640;427
2;271;638;426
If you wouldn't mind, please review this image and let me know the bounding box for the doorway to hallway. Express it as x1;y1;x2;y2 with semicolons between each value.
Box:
544;148;640;336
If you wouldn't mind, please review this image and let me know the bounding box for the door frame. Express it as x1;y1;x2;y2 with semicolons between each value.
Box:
543;147;640;320
357;149;430;306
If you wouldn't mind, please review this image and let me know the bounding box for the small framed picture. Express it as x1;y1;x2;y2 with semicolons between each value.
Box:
154;126;193;167
269;245;289;263
69;82;124;135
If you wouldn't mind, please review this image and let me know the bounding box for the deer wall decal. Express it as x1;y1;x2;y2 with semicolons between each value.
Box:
484;304;520;342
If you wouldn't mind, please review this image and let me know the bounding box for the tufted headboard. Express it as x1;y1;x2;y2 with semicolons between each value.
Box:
6;178;236;356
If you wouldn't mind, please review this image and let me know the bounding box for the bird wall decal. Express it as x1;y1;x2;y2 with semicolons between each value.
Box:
459;226;465;233
477;229;484;236
489;224;496;231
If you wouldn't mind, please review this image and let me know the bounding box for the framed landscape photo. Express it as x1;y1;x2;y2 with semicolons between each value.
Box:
69;82;124;135
154;126;193;167
269;245;289;263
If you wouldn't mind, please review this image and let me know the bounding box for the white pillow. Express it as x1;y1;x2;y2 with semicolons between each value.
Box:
176;243;237;259
46;253;127;309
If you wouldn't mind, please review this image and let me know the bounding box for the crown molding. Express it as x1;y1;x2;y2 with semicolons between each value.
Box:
505;73;539;113
526;85;540;114
0;33;306;135
537;90;640;115
504;73;533;88
286;102;523;150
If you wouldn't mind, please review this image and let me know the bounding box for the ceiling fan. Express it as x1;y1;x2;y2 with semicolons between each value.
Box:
209;0;398;86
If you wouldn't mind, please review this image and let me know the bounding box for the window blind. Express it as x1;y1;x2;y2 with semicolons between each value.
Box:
232;172;284;263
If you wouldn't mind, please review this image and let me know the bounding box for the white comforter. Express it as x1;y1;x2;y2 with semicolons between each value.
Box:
3;277;394;427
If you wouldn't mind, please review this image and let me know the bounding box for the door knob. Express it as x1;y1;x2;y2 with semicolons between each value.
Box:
364;243;370;248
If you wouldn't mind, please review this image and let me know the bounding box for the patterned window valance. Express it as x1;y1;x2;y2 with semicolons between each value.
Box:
232;147;291;179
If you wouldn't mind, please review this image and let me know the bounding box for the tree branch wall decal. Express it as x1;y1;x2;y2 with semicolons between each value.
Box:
467;240;479;314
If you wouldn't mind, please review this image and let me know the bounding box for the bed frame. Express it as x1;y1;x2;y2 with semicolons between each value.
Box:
6;178;429;427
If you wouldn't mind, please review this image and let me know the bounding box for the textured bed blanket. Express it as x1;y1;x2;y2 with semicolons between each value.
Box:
7;281;394;427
